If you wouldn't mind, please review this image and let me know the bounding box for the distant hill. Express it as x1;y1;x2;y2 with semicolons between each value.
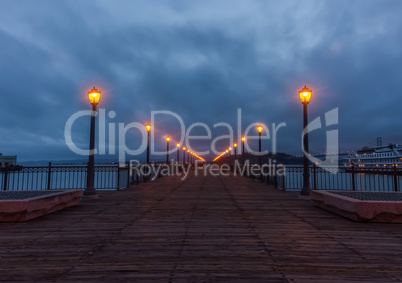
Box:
221;152;304;165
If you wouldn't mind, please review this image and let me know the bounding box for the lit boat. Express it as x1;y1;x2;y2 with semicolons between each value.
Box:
344;143;402;168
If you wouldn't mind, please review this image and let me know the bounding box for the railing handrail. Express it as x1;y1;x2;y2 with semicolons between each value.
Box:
0;163;154;191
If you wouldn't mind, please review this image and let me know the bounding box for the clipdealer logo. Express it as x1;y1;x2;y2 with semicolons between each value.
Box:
63;107;340;178
303;108;339;172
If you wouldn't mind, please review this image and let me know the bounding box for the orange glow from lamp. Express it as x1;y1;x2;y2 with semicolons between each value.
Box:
145;123;151;132
299;85;312;104
88;86;101;106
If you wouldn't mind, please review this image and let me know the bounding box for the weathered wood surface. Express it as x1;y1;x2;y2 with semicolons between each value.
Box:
1;173;402;282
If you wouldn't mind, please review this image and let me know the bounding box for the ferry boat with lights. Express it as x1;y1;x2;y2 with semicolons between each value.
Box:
344;143;402;168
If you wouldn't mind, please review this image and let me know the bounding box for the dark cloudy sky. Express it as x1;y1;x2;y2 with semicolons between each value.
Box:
1;0;401;162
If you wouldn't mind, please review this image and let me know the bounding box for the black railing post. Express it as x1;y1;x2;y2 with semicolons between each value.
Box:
47;162;52;190
127;161;130;189
136;166;139;185
117;163;121;190
313;163;317;190
3;167;8;191
282;165;286;191
351;164;356;191
274;165;278;188
393;164;398;192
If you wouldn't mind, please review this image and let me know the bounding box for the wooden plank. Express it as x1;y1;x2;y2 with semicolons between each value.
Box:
1;173;402;281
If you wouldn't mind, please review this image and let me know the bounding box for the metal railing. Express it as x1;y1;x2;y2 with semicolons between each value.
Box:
258;164;402;192
0;163;153;191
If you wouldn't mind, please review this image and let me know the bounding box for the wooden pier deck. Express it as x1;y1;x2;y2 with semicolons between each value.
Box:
2;173;402;282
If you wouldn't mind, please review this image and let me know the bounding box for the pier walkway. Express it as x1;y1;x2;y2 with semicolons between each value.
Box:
2;173;402;282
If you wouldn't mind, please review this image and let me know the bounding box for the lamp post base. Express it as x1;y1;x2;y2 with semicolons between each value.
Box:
299;187;311;198
83;187;98;198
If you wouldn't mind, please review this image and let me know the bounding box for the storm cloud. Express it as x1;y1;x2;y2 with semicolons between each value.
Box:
0;0;401;162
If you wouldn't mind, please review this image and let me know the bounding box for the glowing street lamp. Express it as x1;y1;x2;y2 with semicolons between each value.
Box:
183;147;186;164
299;85;312;104
85;87;101;196
257;125;263;166
176;143;180;163
187;149;190;163
145;123;151;164
166;136;170;163
88;87;101;105
241;136;246;163
234;143;237;160
145;123;151;132
299;85;312;196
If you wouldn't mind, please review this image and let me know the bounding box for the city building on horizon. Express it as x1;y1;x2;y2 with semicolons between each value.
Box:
0;153;17;167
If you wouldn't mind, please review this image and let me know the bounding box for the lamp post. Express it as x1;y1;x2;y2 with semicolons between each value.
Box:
166;136;170;163
85;86;101;196
257;125;263;166
176;143;180;163
242;136;246;164
225;149;229;164
229;147;232;164
183;147;186;164
187;149;190;163
145;123;151;164
299;85;312;196
234;143;237;161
